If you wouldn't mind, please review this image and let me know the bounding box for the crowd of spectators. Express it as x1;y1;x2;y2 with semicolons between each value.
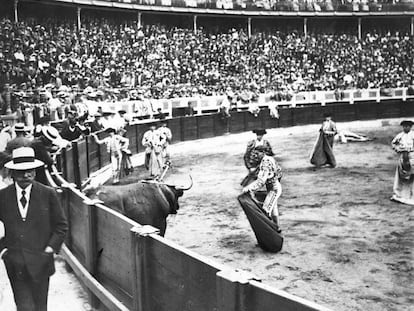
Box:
101;0;414;12
0;16;413;118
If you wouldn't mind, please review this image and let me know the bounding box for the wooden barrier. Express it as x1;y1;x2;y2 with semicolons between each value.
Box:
230;111;247;133
125;124;138;154
136;234;226;311
62;146;76;185
197;115;215;139
77;139;89;182
94;203;137;307
86;135;101;173
242;280;332;311
53;169;138;311
64;190;89;266
182;116;198;141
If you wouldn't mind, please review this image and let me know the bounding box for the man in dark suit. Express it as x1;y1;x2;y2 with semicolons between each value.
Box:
60;110;90;141
0;147;68;311
88;113;104;133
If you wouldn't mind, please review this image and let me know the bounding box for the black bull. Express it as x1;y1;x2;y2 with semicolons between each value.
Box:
85;181;190;236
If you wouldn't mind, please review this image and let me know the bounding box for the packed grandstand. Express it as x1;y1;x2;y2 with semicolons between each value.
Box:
0;0;413;117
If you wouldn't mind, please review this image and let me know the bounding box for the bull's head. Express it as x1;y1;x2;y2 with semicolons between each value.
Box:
142;175;193;215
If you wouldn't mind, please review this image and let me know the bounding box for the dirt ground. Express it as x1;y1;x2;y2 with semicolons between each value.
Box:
0;256;91;310
125;118;414;311
1;118;412;311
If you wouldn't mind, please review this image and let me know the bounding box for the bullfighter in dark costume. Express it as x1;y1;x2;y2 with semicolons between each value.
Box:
241;129;274;186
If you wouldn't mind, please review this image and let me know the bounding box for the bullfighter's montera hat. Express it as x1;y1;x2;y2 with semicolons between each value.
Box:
400;120;414;127
253;129;267;135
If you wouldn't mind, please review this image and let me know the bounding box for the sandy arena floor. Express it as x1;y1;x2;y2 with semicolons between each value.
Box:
1;117;413;311
0;256;91;310
126;117;413;311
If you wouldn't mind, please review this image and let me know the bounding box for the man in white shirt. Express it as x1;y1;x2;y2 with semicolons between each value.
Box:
157;122;172;167
142;125;165;179
391;120;414;205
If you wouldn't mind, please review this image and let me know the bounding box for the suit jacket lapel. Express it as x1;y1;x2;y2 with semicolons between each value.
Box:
5;184;21;221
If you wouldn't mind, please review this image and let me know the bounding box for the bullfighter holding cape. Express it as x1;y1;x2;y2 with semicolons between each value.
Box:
142;124;166;180
238;147;283;253
310;113;337;167
391;120;414;205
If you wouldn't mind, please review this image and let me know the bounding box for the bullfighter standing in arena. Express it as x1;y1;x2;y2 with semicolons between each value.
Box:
310;113;337;168
142;124;166;179
242;151;283;230
391;120;414;205
241;129;274;186
158;122;172;168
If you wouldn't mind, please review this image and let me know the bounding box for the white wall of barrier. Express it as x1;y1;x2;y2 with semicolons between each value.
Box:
83;87;414;119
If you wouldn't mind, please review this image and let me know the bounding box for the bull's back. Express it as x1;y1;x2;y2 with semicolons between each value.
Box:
100;183;166;221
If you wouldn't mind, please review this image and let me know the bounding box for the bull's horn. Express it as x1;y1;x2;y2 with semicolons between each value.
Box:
174;175;193;191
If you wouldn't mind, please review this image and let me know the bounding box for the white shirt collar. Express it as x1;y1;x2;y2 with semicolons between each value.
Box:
15;183;33;221
255;139;264;146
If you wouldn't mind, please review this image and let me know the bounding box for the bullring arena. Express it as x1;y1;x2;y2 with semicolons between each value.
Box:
3;116;413;311
1;0;414;310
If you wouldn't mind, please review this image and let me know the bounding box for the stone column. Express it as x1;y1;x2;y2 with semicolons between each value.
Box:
304;18;308;38
247;17;252;39
193;15;197;34
77;7;81;31
14;0;19;23
138;12;142;29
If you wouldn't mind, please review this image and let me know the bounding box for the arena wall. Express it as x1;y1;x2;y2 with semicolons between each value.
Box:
46;98;414;311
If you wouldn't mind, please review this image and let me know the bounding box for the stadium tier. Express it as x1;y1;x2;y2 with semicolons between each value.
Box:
0;0;413;116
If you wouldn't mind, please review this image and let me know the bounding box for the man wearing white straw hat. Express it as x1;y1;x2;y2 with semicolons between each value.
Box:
0;147;68;311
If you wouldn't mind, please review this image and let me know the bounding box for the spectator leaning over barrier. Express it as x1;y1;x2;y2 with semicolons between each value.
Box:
88;113;105;133
33;115;51;138
60;110;90;141
156;108;166;120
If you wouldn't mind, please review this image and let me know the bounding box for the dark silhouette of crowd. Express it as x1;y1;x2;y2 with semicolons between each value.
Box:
0;15;413;109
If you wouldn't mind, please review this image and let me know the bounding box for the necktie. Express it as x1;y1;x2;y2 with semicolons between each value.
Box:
20;190;27;209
